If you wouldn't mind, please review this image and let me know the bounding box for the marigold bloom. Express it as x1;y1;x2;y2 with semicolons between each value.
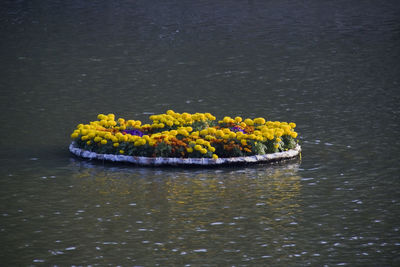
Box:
71;111;299;159
244;118;254;126
254;118;266;125
196;139;205;145
200;129;208;136
235;116;242;123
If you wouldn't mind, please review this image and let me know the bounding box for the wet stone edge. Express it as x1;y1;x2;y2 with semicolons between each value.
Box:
69;142;301;166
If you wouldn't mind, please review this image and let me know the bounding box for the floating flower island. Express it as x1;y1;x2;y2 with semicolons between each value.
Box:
69;110;301;166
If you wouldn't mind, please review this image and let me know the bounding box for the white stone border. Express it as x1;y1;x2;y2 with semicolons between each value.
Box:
69;142;301;166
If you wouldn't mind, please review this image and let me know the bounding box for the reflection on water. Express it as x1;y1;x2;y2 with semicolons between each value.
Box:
64;161;302;265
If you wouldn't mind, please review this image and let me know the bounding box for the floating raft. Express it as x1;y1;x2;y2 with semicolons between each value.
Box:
69;142;301;166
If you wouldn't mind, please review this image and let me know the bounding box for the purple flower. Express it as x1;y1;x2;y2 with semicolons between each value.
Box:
231;126;245;133
123;129;144;137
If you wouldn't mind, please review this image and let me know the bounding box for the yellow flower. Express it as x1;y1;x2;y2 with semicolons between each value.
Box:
205;113;215;120
86;140;92;145
194;145;202;151
200;129;208;136
70;132;79;139
200;148;207;154
235;116;242;123
107;113;115;120
276;138;282;143
101;139;107;145
205;135;215;141
208;127;217;134
289;122;296;128
222;134;230;140
186;147;193;153
216;130;224;137
254;117;266;125
291;132;298;138
209;146;216;152
273;121;281;127
80;129;88;135
244;118;254;126
113;142;120;147
196;139;205;145
119;150;124;154
97;114;106;120
223;116;232;123
212;154;218;159
182;112;191;120
191;131;199;137
94;136;102;143
177;128;189;136
241;139;247;146
274;143;279;149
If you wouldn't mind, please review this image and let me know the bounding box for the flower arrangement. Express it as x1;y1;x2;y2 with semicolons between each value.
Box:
70;110;299;159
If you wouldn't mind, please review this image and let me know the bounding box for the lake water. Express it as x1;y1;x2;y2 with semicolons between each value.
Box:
1;0;399;265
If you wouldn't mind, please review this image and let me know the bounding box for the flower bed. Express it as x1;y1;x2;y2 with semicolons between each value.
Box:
69;110;301;165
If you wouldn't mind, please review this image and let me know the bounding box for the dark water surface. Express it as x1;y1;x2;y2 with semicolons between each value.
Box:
1;0;399;265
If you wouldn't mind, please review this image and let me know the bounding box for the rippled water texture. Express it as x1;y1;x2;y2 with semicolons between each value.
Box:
1;0;399;265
